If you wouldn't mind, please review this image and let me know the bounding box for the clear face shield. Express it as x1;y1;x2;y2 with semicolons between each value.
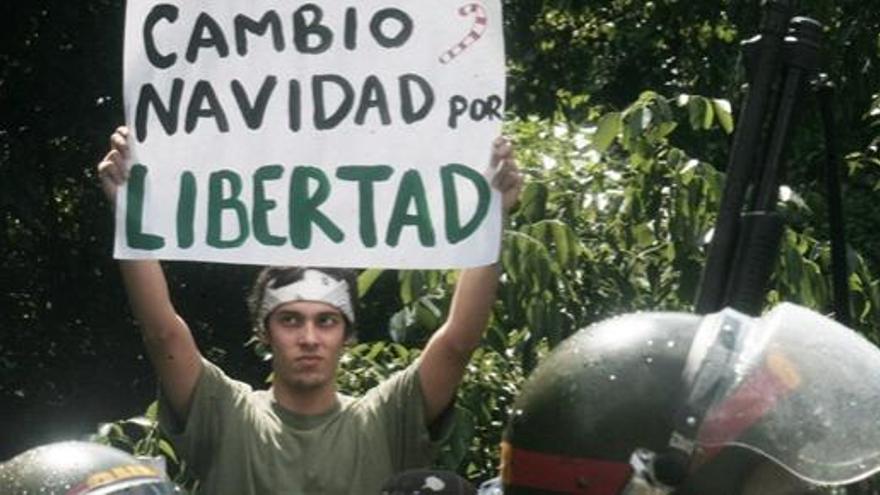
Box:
620;304;880;494
501;304;880;495
691;304;880;484
641;303;880;493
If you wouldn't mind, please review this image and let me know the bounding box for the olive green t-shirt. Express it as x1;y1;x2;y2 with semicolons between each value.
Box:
157;359;446;494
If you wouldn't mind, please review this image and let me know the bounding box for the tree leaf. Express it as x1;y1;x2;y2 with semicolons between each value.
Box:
712;98;734;134
357;268;384;297
593;112;622;152
519;182;549;222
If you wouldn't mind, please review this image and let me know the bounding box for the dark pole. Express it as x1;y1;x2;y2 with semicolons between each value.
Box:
816;78;852;326
694;0;795;314
724;17;823;315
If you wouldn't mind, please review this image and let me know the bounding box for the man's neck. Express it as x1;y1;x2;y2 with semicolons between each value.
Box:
271;381;339;416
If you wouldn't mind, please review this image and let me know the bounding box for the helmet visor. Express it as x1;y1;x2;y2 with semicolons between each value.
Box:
693;304;880;485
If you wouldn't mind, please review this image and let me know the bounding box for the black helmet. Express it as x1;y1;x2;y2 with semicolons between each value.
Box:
381;469;477;494
502;303;880;494
0;441;179;495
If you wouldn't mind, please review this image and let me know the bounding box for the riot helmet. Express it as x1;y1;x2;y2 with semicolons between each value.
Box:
0;441;179;495
501;303;880;494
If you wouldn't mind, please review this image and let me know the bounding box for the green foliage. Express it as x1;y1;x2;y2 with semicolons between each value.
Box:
504;0;880;272
334;321;532;480
91;402;198;492
83;85;880;485
337;341;417;393
339;87;880;481
4;0;880;490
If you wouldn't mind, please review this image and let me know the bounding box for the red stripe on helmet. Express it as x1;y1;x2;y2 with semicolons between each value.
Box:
502;443;633;494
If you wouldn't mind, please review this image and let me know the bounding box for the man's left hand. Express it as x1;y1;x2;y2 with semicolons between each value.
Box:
490;137;523;212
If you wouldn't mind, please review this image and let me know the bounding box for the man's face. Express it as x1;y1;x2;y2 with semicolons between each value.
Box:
265;300;348;392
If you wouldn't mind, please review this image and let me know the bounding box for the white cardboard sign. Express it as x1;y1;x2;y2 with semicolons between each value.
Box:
118;0;506;269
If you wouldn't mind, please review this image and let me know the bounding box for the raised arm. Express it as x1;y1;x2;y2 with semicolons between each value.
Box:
98;126;202;421
418;137;522;424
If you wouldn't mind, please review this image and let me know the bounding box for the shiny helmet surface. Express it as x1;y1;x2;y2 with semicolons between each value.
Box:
0;441;179;495
501;304;880;494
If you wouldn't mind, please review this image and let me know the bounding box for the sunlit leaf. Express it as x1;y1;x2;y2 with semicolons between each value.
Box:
712;98;734;134
520;182;549;222
357;269;384;297
593;112;622;152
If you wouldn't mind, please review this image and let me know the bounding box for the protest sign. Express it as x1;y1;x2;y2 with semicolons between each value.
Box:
118;0;506;269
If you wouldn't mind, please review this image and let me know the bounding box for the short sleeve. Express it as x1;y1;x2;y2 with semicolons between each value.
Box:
362;359;456;471
157;358;252;476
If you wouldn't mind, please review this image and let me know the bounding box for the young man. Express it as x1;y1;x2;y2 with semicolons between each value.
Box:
97;126;522;494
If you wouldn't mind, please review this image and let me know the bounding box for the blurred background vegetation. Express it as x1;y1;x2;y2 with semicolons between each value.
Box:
3;0;880;490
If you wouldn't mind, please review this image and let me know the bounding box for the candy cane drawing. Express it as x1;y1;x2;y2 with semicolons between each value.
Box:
439;3;488;64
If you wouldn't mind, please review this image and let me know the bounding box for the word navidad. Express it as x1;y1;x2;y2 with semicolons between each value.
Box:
124;162;492;250
133;3;503;142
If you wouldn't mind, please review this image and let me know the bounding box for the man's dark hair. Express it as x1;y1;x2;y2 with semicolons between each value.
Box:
247;266;359;339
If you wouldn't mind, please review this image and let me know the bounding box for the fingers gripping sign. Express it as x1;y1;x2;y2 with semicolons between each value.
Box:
98;126;131;203
489;137;523;213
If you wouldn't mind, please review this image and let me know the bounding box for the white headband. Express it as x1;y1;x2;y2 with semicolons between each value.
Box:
258;269;355;332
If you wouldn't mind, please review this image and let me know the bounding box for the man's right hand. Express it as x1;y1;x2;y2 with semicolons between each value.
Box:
97;126;131;203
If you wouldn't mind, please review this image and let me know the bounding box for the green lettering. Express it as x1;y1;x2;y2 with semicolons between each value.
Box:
125;164;165;250
289;166;343;249
386;170;435;247
206;170;249;248
252;165;286;246
176;171;196;248
336;165;393;247
441;163;490;244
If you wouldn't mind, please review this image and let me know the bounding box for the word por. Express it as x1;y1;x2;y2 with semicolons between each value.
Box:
448;94;503;129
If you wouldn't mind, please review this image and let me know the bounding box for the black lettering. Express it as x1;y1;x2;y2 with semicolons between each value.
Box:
370;8;413;48
143;4;179;69
344;7;357;50
234;11;284;56
486;95;504;120
231;76;277;129
289;79;302;132
185;80;230;134
135;79;184;142
293;4;333;54
313;74;354;130
186;13;230;64
448;95;468;129
400;74;434;124
470;99;487;120
355;75;391;126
